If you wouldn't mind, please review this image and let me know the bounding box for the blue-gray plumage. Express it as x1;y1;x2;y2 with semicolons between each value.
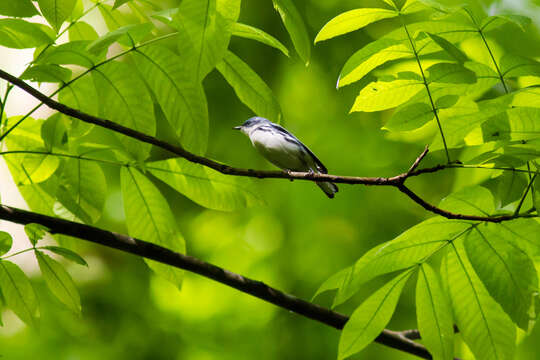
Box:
234;117;338;198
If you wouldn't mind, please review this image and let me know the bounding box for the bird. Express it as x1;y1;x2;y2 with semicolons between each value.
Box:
234;116;338;198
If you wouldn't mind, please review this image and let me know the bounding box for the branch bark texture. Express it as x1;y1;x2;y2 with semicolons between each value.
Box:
0;204;432;359
0;69;535;223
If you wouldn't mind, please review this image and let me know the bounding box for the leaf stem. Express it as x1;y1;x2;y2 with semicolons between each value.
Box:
399;14;451;163
0;150;127;167
514;173;538;216
1;247;34;260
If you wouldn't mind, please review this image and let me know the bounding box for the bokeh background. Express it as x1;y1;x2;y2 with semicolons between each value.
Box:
1;0;540;359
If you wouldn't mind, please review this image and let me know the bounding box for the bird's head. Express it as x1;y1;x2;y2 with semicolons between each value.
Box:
233;117;270;135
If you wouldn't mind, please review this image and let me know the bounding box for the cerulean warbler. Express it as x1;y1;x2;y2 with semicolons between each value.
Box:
234;117;338;198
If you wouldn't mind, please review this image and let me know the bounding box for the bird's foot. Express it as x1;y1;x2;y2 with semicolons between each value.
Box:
285;169;294;181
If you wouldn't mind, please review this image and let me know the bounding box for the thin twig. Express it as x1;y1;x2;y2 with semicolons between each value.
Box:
0;204;433;360
0;68;537;223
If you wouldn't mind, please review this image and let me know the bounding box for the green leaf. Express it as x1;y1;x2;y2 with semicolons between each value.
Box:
133;45;208;155
439;186;495;216
333;218;473;307
481;14;531;32
351;79;424;112
338;269;414;360
97;3;131;31
41;246;87;266
383;102;433;132
68;21;99;41
0;232;13;256
37;40;101;68
312;267;351;301
416;263;454;360
87;23;154;55
92;61;155;161
423;32;468;63
500;54;540;78
35;251;80;312
0;19;53;49
216;50;281;123
41;113;68;151
315;8;396;43
58;74;97;137
174;0;241;81
147;157;263;211
0;260;39;327
0;0;38;17
445;241;516;360
25;223;49;246
426;62;477;84
5;150;60;186
20;64;72;83
338;38;411;88
484;171;528;208
232;23;289;57
36;0;77;31
56;158;107;224
120;167;185;287
465;225;538;330
499;218;540;257
113;0;131;9
272;0;311;65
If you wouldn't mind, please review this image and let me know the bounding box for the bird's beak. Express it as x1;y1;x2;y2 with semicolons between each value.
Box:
233;126;242;130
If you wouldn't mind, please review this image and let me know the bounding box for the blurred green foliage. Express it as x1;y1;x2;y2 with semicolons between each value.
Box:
0;0;539;359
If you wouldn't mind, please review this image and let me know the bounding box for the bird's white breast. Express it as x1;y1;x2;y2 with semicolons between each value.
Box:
249;129;308;171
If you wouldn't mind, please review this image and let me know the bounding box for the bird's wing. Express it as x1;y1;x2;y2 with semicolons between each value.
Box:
271;124;328;174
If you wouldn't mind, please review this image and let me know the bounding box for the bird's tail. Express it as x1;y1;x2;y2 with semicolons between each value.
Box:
317;181;339;199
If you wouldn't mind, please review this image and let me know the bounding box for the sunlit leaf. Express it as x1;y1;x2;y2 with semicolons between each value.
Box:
338;38;411;88
439;186;494;216
0;232;13;256
36;0;77;31
37;40;102;68
426;62;476;84
121;167;185;287
383;102;433;132
481;14;531;32
333;218;473;307
0;19;53;49
351;79;424;112
444;241;516;360
232;23;289;57
148;157;263;211
56;158;107;224
272;0;311;65
133;45;208;154
338;269;414;360
0;0;38;17
68;21;99;41
87;23;154;54
423;32;468;63
57;73;97;137
0;260;39;327
41;246;88;266
92;61;155;161
465;225;538;329
315;8;396;43
216;50;281;123
25;223;49;246
173;0;241;81
41;113;68;151
416;263;454;360
20;64;72;83
36;251;81;313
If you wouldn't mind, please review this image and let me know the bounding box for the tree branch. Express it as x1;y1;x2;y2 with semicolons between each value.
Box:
0;204;432;359
0;68;536;224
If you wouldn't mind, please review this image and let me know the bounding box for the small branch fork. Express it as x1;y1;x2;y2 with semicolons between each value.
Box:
0;204;451;360
0;69;536;223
